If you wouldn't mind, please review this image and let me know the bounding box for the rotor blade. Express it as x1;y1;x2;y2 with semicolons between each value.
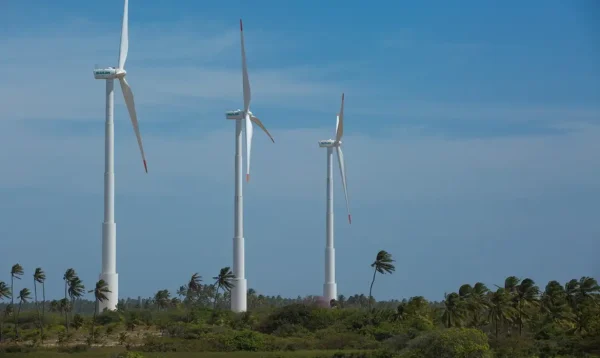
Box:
335;93;344;142
250;116;275;143
335;146;351;224
245;113;254;182
119;77;148;173
240;19;251;113
118;0;129;69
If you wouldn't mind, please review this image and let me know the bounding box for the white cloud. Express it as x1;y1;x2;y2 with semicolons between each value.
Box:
2;120;599;202
0;20;343;122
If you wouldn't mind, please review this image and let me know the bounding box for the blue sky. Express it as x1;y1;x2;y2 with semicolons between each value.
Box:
0;0;599;302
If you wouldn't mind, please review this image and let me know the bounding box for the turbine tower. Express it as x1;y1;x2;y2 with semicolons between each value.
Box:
319;94;351;305
226;19;275;313
92;0;148;312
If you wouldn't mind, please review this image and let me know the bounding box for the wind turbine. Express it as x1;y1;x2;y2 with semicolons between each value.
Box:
319;94;351;306
225;19;275;313
92;0;148;312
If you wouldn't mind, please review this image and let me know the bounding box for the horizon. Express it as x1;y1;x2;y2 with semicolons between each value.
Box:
1;0;599;304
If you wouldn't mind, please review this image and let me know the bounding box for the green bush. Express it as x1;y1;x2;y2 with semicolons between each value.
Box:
400;328;491;358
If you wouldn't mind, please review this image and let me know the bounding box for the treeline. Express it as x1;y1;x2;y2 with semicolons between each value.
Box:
1;255;599;357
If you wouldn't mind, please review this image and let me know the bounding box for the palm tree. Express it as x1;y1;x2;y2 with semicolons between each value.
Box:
0;281;11;343
153;289;171;311
89;279;111;343
68;276;85;319
15;288;31;337
369;250;395;309
442;292;464;328
565;277;600;333
488;287;515;339
10;264;24;306
63;268;76;331
468;282;490;327
33;267;46;338
1;305;13;343
0;281;10;301
212;267;235;309
541;280;573;325
515;278;540;336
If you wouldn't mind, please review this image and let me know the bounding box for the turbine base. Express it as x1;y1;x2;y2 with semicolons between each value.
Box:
230;278;247;312
98;273;118;312
323;282;337;307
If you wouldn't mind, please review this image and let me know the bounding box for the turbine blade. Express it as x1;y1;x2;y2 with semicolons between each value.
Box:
336;146;351;224
240;19;251;113
245;113;254;182
250;116;275;143
119;77;148;173
118;0;129;69
335;93;344;142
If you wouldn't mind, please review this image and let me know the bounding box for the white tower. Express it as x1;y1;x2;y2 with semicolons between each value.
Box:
93;0;148;311
319;94;351;305
226;20;275;312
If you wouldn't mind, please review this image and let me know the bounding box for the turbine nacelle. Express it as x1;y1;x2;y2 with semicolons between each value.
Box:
319;139;341;148
226;109;253;120
93;67;118;80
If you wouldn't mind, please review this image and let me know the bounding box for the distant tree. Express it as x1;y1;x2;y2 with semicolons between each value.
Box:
15;288;31;337
369;250;395;309
10;264;24;307
62;268;76;331
213;267;235;309
68;276;85;318
442;292;464;328
154;289;171;311
515;278;540;336
488;287;515;339
0;281;11;342
33;267;46;339
89;279;111;343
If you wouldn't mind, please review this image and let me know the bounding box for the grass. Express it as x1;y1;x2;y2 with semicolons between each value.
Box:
2;347;370;358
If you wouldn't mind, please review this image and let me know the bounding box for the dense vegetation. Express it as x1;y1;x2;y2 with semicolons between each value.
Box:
1;252;599;358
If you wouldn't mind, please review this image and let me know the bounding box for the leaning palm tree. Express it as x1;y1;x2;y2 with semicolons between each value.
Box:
541;280;573;326
1;304;13;343
15;288;31;337
0;281;10;301
212;267;235;309
33;268;46;338
442;292;464;328
0;281;11;343
468;282;490;327
10;264;24;306
89;279;111;343
68;276;85;319
369;250;395;309
153;289;171;311
488;287;516;339
515;278;540;336
565;276;600;333
62;268;76;331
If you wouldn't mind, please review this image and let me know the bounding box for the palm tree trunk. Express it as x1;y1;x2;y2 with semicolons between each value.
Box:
495;317;498;339
11;276;14;306
41;282;46;341
368;268;377;310
519;300;523;336
91;300;98;345
64;281;69;333
34;279;41;332
15;302;22;338
213;286;220;310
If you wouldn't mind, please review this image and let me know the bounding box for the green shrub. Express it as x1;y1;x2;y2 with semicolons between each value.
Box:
401;328;491;358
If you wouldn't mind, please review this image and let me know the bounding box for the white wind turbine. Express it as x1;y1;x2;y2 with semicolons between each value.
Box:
319;94;351;305
225;19;275;312
92;0;148;312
